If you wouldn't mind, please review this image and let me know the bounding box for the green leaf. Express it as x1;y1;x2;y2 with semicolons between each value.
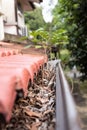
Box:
35;45;42;49
23;45;32;49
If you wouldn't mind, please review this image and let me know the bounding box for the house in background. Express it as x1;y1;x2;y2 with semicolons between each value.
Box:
0;0;42;41
0;0;4;40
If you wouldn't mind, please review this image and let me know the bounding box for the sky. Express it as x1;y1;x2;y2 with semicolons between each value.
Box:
41;0;58;23
34;0;58;23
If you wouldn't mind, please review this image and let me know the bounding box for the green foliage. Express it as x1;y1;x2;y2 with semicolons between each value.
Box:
19;36;28;41
50;29;68;45
24;9;45;30
55;0;87;80
80;80;87;93
23;45;32;49
24;3;70;64
24;0;87;80
60;49;70;64
35;45;42;49
30;28;49;44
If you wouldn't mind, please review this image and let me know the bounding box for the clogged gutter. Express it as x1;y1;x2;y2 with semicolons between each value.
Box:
1;66;56;130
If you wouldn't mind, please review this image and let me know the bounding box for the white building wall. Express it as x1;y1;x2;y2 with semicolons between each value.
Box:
0;0;4;40
0;0;28;38
2;0;15;23
17;10;25;27
2;0;17;35
0;16;4;40
17;9;25;35
4;26;17;35
17;4;28;36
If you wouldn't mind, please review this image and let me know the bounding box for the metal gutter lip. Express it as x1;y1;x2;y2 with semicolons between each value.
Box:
56;60;81;130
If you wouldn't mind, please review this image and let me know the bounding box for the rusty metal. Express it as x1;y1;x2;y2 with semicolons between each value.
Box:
56;61;81;130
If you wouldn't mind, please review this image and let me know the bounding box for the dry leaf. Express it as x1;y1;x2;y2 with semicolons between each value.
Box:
36;97;48;104
19;99;28;104
43;110;54;116
48;75;55;88
33;83;40;88
26;124;31;130
24;108;41;118
31;122;41;130
1;67;56;130
48;124;55;130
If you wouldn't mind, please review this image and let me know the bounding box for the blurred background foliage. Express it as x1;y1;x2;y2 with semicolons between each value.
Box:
24;0;87;80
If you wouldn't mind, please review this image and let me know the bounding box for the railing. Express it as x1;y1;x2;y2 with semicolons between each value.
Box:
56;61;81;130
